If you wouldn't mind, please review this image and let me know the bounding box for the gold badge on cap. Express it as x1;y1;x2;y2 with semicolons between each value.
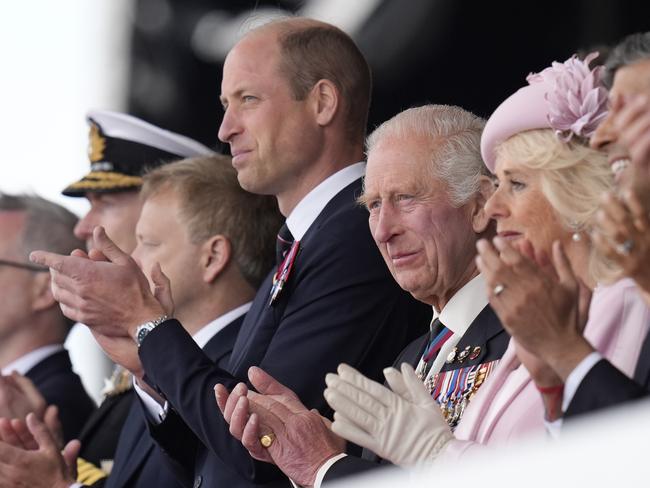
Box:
88;122;106;163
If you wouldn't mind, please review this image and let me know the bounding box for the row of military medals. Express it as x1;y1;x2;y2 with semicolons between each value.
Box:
415;344;498;430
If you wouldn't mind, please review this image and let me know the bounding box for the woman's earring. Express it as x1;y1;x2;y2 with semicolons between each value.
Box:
570;221;581;242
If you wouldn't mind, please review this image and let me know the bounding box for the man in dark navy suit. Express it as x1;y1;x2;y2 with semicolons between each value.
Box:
31;16;430;488
0;193;94;443
216;105;509;486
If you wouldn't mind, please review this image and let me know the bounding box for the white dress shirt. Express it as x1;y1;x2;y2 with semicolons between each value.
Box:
285;162;366;240
2;344;65;376
419;273;489;380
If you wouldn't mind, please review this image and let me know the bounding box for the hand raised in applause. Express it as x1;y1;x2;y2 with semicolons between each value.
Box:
476;237;592;381
324;363;453;467
593;188;650;305
0;413;79;488
30;225;170;337
215;367;345;487
30;226;175;378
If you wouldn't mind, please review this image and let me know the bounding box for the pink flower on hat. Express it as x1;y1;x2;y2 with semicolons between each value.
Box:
526;52;609;142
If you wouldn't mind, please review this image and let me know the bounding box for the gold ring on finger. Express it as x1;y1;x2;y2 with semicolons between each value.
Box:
259;433;275;448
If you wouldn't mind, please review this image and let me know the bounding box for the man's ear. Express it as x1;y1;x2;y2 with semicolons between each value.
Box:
471;176;495;234
310;79;339;127
201;235;231;284
31;272;56;312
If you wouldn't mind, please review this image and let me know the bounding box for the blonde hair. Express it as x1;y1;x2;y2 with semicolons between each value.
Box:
496;129;618;282
141;154;283;288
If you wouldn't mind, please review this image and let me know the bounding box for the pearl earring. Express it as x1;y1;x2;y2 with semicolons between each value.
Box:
569;220;581;242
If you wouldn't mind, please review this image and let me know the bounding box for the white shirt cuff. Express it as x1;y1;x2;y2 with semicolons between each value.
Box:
69;483;85;488
562;351;603;412
133;376;169;424
314;453;347;488
289;453;347;488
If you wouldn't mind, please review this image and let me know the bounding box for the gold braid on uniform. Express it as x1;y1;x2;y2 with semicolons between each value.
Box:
77;457;108;485
66;171;143;190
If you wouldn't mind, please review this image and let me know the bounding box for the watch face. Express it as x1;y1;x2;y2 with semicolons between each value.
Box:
137;326;151;345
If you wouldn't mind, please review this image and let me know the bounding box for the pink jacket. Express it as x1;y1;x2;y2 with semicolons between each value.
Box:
439;278;650;460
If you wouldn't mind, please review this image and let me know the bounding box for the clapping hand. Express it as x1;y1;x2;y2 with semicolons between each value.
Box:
324;363;453;467
215;367;345;487
476;237;593;381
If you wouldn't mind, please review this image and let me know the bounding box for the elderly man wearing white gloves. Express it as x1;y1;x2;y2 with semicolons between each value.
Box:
215;104;510;487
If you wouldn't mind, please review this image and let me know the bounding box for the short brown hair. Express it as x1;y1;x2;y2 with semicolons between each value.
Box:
259;18;372;144
141;155;282;288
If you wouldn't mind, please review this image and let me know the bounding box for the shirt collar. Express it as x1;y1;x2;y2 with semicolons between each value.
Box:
285;162;366;241
191;302;251;349
1;344;65;376
436;274;488;335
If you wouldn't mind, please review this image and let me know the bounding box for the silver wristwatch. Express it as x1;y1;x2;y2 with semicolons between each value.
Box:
135;315;169;347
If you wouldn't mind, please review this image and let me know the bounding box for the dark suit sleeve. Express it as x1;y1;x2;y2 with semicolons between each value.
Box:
146;408;198;488
322;456;392;484
565;359;650;418
139;206;429;484
139;321;277;483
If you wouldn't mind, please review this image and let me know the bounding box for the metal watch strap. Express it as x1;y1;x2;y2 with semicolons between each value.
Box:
135;315;169;347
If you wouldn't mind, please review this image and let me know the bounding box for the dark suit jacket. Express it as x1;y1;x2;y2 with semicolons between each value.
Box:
78;389;135;469
139;177;431;488
323;305;508;482
25;349;95;442
104;315;245;488
565;329;650;418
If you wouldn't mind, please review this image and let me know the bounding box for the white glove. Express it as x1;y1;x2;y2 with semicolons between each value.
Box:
324;363;453;467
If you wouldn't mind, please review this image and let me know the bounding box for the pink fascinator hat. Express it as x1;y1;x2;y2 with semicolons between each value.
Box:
481;52;609;172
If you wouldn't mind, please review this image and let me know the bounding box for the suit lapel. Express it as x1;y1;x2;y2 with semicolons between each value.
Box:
228;178;364;374
439;305;506;373
203;315;245;369
106;404;154;487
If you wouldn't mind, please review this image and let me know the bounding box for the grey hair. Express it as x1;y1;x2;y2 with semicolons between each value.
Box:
0;193;83;331
366;105;487;207
0;193;82;260
604;31;650;88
